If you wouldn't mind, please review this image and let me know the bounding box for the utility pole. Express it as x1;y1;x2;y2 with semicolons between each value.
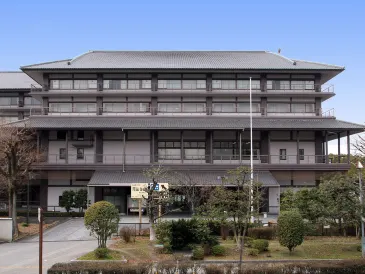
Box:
38;207;43;274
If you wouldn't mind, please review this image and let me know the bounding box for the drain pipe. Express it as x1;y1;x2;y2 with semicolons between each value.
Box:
122;128;125;172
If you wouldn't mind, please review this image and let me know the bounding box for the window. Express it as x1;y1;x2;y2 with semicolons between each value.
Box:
158;80;182;89
237;103;260;113
141;80;151;89
291;103;315;113
212;80;235;89
57;131;67;140
184;141;205;160
182;103;206;113
158;141;181;160
25;97;41;106
212;103;235;113
267;80;290;90
103;80;127;89
74;80;97;89
213;141;238;160
50;80;73;89
267;103;290;113
158;103;182;112
127;103;150;112
128;80;139;89
77;131;84;140
291;80;314;90
77;148;84;159
0;97;19;106
237;80;261;90
279;149;287;160
103;103;126;112
59;148;66;160
182;80;206;89
73;103;96;113
49;103;72;113
299;149;304;160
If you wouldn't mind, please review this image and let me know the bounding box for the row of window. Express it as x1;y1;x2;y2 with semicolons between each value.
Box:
0;97;41;106
279;149;305;160
267;103;315;113
59;148;84;159
49;79;315;90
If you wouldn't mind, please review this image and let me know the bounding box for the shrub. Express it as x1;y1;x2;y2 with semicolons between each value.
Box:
303;222;321;236
248;227;276;240
119;226;134;243
247;248;259;256
74;189;88;212
59;190;75;213
84;201;120;248
357;244;362;252
278;210;305;252
155;221;172;245
244;236;254;247
21;222;29;227
252;239;269;253
192;246;204;260
94;247;109;259
211;245;226;256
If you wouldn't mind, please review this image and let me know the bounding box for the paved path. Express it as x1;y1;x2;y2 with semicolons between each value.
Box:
0;218;97;274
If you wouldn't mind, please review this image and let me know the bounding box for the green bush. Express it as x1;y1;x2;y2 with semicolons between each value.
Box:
278;210;305;252
247;248;259;256
21;222;29;227
84;201;120;248
211;245;226;256
244;236;254;247
94;248;109;259
303;222;321;236
248;227;276;240
357;245;362;252
192;246;204;260
252;239;269;253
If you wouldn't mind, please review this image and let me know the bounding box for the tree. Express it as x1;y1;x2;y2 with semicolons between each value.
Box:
84;201;120;248
277;210;305;252
0;125;40;237
199;167;261;249
74;189;88;212
354;134;365;156
59;190;75;213
172;171;212;214
143;166;171;241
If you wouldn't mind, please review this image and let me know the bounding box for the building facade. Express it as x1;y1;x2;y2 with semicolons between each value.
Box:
2;51;364;214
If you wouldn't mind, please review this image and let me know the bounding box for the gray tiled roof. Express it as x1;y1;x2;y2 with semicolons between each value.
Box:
0;72;40;89
88;170;278;187
19;116;364;131
21;51;344;70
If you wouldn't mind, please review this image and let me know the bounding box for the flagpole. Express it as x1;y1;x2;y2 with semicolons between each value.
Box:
250;77;254;223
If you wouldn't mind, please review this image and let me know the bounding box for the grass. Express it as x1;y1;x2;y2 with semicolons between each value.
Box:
78;249;125;261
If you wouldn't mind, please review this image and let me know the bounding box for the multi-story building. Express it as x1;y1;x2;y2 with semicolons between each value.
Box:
4;51;364;214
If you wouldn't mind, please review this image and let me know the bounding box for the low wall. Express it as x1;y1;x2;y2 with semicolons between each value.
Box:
0;218;12;242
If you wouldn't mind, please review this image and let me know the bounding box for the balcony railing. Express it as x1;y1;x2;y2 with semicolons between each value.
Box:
40;154;349;165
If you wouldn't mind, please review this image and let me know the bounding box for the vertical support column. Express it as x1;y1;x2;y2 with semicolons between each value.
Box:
95;130;103;163
151;74;158;92
206;97;212;115
347;130;350;164
260;74;267;92
96;97;102;115
151;97;158;115
206;73;212;92
261;97;267;116
42;73;49;91
18;93;24;119
239;131;242;164
268;131;271;164
65;131;69;164
315;131;323;163
42;97;49;115
180;131;184;164
315;98;322;116
205;131;213;164
337;133;341;163
123;130;126;167
97;73;103;91
296;131;300;164
151;131;158;163
325;131;329;164
40;130;49;162
314;74;321;93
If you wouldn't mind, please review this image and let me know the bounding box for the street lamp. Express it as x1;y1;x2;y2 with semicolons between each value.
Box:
357;161;364;258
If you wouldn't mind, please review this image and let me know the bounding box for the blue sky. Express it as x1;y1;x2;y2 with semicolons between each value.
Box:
0;1;364;151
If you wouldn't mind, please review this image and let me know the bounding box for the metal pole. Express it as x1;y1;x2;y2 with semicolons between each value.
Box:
39;207;43;274
250;77;254;223
359;169;365;258
27;175;30;225
138;199;142;235
239;131;242;164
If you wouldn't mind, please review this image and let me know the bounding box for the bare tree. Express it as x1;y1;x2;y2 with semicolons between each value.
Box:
172;171;212;214
143;166;172;241
0;125;40;237
354;133;365;156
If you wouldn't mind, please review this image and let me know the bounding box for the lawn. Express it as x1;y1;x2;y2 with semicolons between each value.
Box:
78;249;125;260
85;236;362;262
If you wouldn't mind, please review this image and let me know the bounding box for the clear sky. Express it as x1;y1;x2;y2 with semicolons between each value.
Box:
0;1;364;152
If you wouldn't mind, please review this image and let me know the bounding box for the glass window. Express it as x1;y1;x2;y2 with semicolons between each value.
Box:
51;80;74;89
267;103;290;113
291;103;315;113
74;80;97;89
128;80;140;89
103;80;127;89
291;80;314;90
103;103;126;112
212;80;221;89
212;103;235;113
77;131;84;140
158;80;181;89
182;80;206;89
280;149;287;160
237;103;261;113
24;97;41;106
0;97;18;106
221;80;236;89
77;148;84;159
299;149;304;160
158;141;181;160
50;80;59;89
267;80;290;90
57;131;67;140
182;103;206;113
73;103;96;113
141;80;151;89
127;103;150;112
158;103;182;112
59;148;66;160
49;103;72;113
237;80;260;90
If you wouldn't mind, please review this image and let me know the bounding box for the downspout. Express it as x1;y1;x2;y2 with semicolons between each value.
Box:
122;128;125;172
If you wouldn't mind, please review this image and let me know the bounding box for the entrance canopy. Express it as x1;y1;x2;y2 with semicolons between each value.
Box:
88;170;278;187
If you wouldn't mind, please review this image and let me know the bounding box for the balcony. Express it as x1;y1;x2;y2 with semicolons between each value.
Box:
39;153;349;166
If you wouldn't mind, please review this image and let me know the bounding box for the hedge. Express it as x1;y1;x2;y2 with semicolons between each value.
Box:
48;260;365;274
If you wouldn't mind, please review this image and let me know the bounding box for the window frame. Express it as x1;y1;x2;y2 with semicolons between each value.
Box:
76;148;84;160
59;148;66;160
279;149;287;160
299;148;305;160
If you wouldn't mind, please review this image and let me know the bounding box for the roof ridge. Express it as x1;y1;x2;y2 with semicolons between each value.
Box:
0;71;24;73
69;50;94;64
336;119;364;127
90;50;268;53
266;51;295;65
293;59;344;69
21;59;71;69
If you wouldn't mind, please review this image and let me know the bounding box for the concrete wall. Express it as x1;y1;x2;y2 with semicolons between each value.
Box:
271;171;316;187
268;187;280;214
0;218;12;242
270;141;315;164
125;141;150;163
47;186;87;212
103;141;123;164
88;186;95;205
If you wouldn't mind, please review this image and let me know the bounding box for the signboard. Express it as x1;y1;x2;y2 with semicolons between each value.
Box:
131;183;169;199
